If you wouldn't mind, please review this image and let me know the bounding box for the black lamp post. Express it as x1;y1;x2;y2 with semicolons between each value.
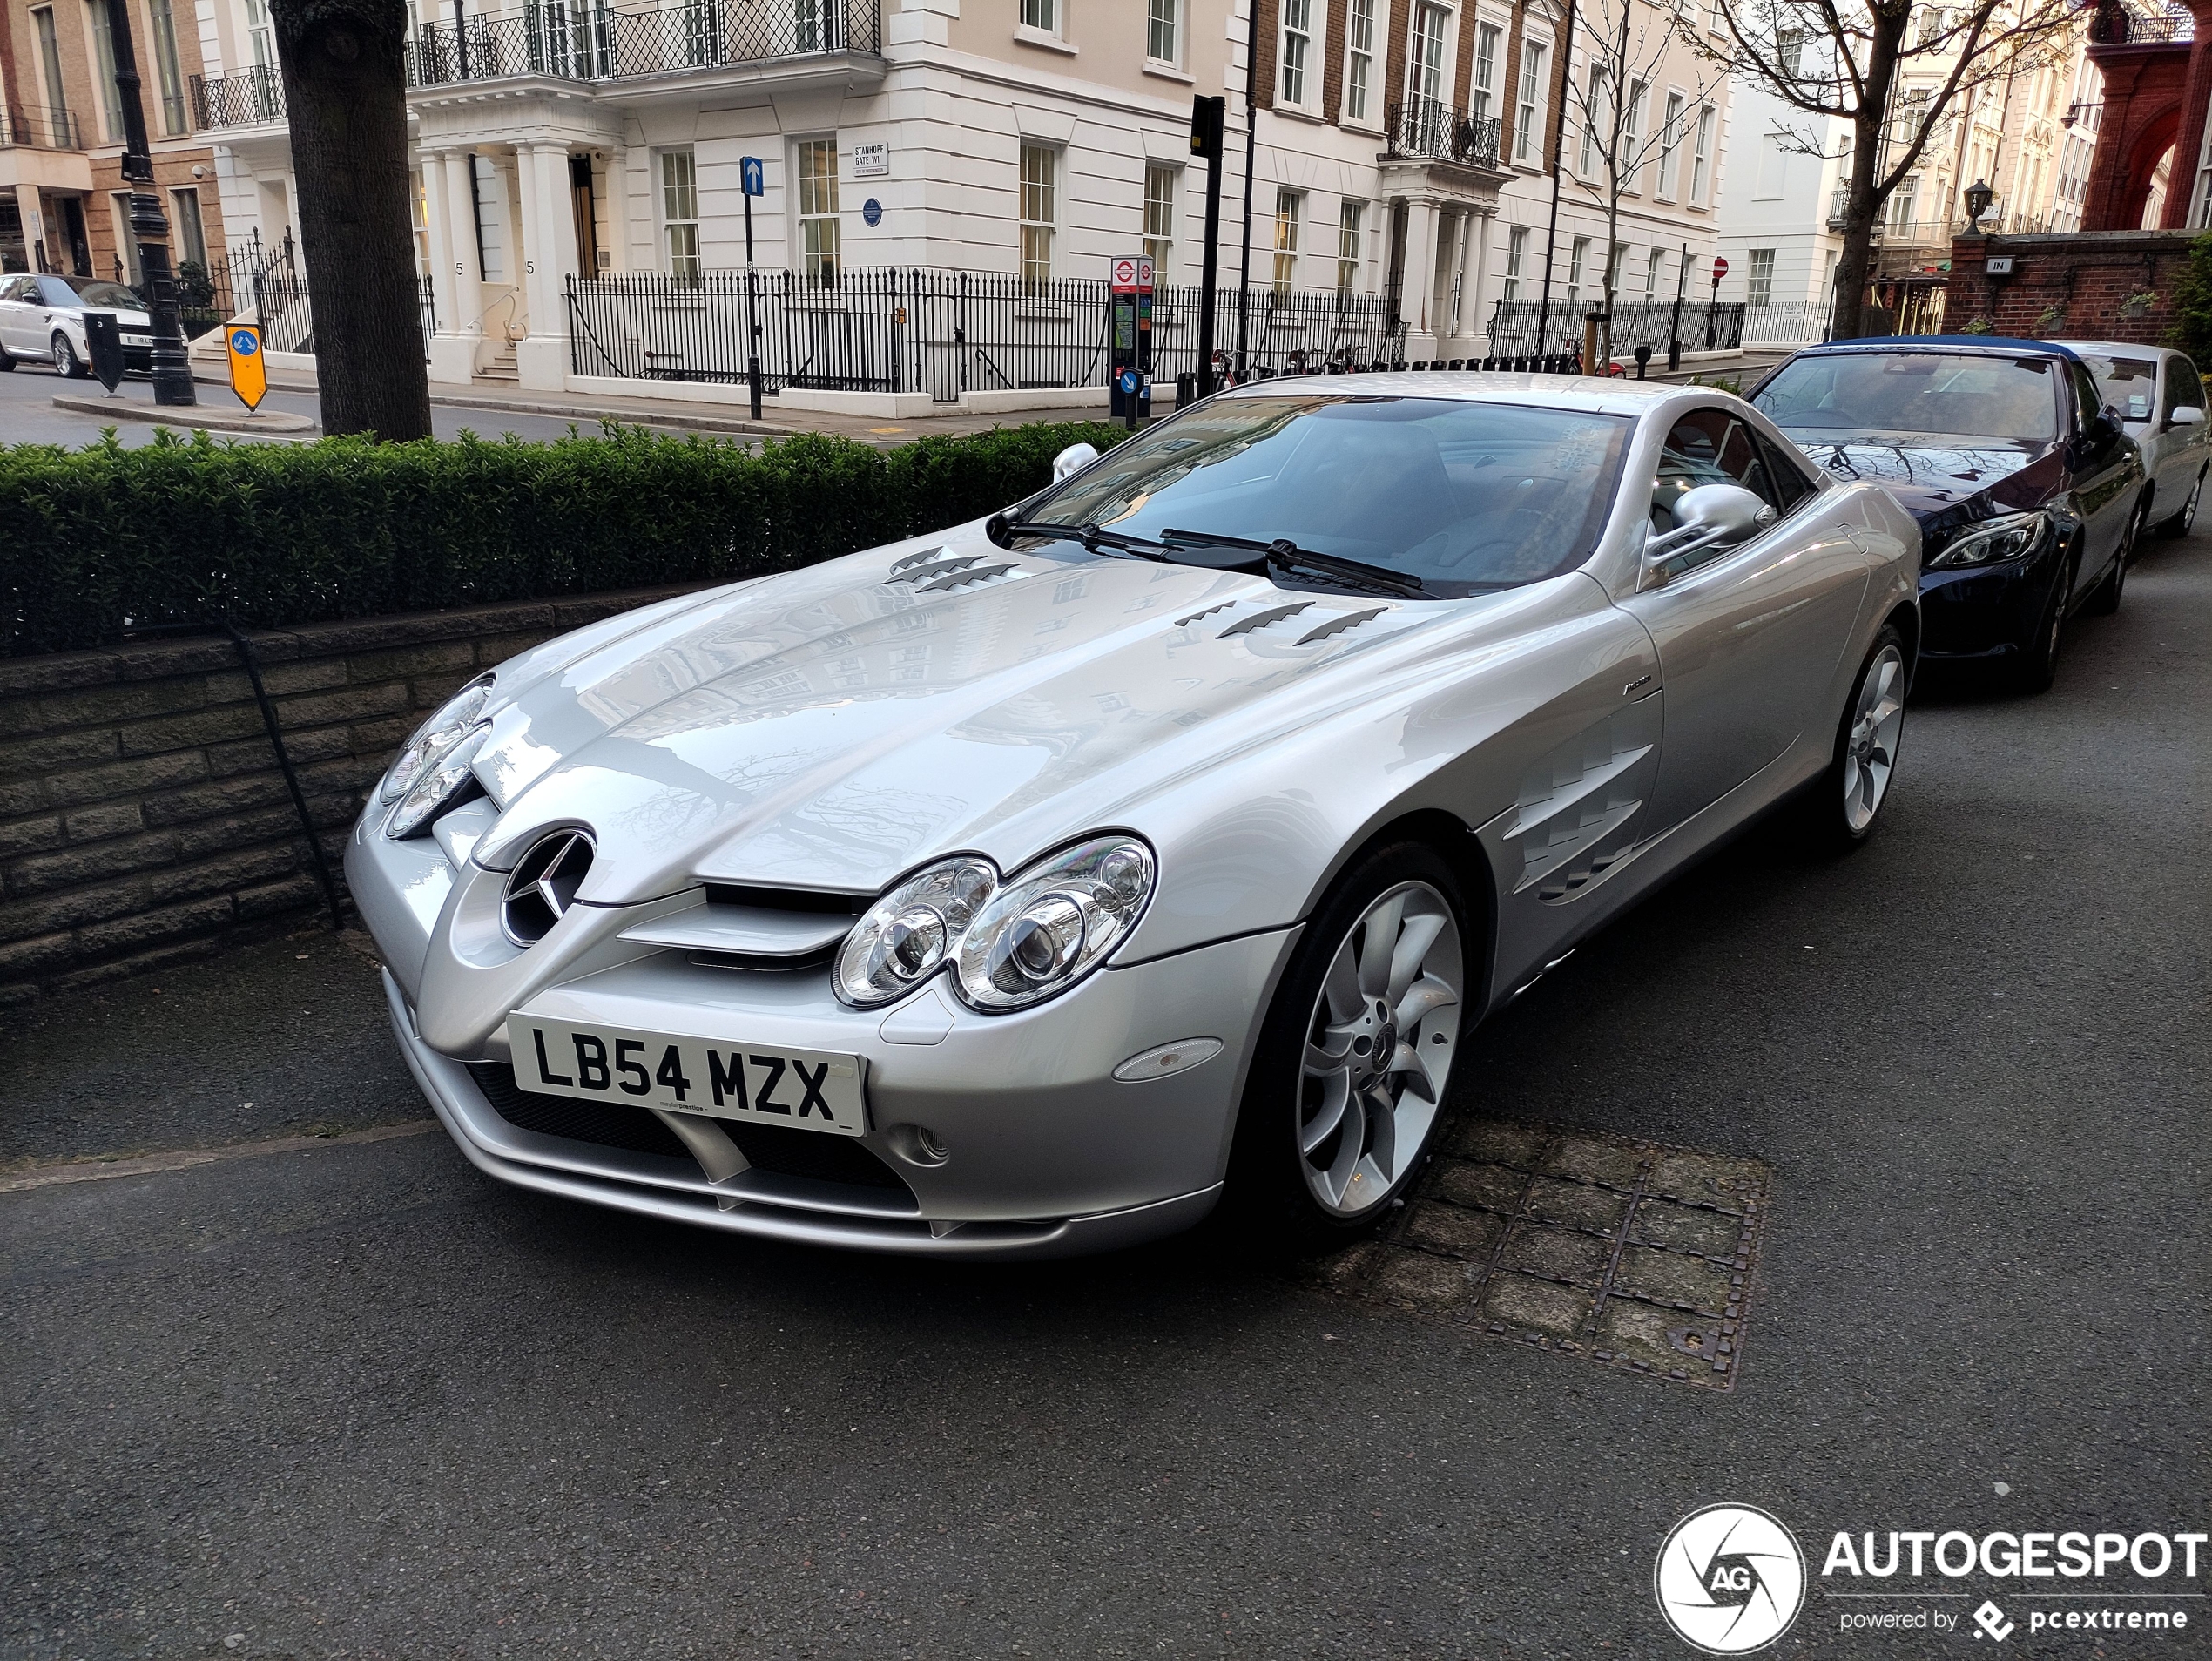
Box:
100;0;195;406
1963;178;1996;231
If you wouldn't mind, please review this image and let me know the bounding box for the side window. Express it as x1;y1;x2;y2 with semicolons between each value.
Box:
1755;434;1816;512
1654;409;1784;537
2067;361;2106;429
0;277;29;303
2163;357;2204;418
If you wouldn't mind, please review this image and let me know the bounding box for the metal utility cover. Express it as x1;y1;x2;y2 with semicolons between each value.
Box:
1313;1118;1771;1390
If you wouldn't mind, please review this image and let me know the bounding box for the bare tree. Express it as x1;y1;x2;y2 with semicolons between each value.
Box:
1556;0;1724;366
271;0;431;440
1672;0;2075;341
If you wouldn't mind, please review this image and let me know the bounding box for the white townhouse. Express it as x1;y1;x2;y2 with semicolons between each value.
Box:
183;0;1736;407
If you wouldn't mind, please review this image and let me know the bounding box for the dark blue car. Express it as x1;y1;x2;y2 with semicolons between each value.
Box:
1750;337;2148;692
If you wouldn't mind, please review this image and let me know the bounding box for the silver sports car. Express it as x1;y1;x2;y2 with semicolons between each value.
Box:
347;375;1920;1259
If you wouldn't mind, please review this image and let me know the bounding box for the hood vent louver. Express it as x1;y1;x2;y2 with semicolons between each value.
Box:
1217;601;1314;639
1175;600;1237;627
915;562;1022;594
1294;606;1389;645
886;546;958;578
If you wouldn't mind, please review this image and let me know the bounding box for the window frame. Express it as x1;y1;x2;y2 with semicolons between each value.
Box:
1745;247;1776;308
1689;103;1716;206
1279;0;1317;111
86;0;125;142
1336;198;1365;294
170;186;207;269
1020;0;1058;36
1578;64;1608;179
1272;186;1304;294
1622;78;1649;192
658;146;702;283
1655;89;1685;201
1514;40;1546;165
794;137;842;289
1343;0;1378;125
1471;20;1501;124
1502;224;1527;302
1018;141;1059;294
1143;162;1177;274
1146;0;1181;67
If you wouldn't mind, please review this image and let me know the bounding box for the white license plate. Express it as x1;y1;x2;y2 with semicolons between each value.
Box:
511;1016;868;1136
123;334;152;345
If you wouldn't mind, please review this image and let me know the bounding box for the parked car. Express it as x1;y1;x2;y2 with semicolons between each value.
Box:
0;273;153;378
348;376;1919;1259
2056;338;2211;538
1750;335;2148;692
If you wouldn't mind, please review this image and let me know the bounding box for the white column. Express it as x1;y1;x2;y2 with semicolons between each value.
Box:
429;148;483;383
1399;198;1440;355
15;186;45;272
421;150;459;345
1467;210;1495;355
515;142;577;390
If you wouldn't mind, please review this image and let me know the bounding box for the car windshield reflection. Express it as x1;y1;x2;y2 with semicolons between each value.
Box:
1025;394;1635;598
1752;352;2060;446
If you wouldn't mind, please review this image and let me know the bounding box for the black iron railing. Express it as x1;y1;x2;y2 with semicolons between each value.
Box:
191;66;285;128
2088;5;2190;44
0;104;84;148
407;0;879;87
1386;98;1502;168
565;267;1406;399
1486;299;1747;357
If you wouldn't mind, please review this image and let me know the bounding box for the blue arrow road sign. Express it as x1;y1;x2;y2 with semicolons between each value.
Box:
232;328;260;356
741;157;765;197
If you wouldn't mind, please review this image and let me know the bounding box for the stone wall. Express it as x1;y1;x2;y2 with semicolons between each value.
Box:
1940;229;2195;343
0;585;701;1005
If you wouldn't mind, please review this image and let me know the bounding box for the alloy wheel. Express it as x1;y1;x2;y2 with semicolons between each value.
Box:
52;336;75;376
1297;881;1462;1216
1842;645;1905;834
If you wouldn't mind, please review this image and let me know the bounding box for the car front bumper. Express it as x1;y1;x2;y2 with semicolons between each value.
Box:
352;817;1298;1259
1916;544;2065;660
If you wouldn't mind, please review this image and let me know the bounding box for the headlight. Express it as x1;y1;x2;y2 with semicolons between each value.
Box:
955;836;1155;1012
381;673;495;803
1929;510;2047;569
834;857;998;1009
384;725;489;839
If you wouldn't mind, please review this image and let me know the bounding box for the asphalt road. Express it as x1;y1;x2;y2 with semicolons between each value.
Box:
3;534;2207;1658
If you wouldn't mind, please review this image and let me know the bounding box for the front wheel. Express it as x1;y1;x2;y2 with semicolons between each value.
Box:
2085;499;2144;616
2016;550;2077;694
1799;625;1908;851
1225;843;1467;1248
51;334;84;378
2158;467;2203;538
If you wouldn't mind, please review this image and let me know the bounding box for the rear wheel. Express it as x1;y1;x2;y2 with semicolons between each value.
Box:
1800;626;1908;852
51;334;84;378
1225;842;1467;1249
2158;467;2204;538
0;348;15;373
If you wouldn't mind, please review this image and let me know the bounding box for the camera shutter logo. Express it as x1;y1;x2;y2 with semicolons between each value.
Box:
1653;1503;1806;1654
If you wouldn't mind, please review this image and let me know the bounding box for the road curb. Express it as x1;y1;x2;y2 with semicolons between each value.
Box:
52;392;319;434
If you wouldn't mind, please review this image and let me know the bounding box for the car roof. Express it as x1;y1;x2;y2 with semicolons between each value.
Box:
1218;371;1691;416
1791;334;2086;364
2052;338;2186;362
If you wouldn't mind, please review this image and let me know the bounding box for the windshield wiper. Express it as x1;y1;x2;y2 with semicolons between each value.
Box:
1159;527;1429;598
986;515;1169;560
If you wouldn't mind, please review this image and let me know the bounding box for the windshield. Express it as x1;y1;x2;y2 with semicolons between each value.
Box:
1026;394;1632;596
50;278;143;309
2077;352;2159;422
1752;352;2059;445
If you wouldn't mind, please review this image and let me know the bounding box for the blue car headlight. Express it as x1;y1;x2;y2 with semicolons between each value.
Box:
1928;510;2047;570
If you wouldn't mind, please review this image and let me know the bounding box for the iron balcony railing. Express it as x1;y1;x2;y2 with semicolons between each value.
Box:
2088;5;2191;44
565;266;1407;400
408;0;880;88
0;104;84;149
1386;98;1503;168
191;66;285;129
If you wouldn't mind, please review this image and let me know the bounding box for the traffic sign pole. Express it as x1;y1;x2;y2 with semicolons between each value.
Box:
1191;96;1224;399
741;156;765;422
1705;255;1728;353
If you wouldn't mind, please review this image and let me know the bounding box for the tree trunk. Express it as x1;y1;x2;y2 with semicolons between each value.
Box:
1830;12;1908;341
272;0;432;441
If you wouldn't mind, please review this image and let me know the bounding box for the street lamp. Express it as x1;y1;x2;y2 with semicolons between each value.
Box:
1963;179;1996;229
99;0;194;406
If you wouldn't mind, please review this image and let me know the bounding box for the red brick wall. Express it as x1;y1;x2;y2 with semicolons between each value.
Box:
1941;229;2195;342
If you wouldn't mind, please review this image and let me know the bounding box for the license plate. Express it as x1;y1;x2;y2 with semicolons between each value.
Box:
123;334;151;345
511;1016;867;1136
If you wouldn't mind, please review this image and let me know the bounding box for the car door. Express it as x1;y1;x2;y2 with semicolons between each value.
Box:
2065;357;2139;582
0;275;35;354
1615;408;1871;836
2159;354;2211;503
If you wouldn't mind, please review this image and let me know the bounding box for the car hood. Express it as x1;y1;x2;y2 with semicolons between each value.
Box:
61;306;152;327
1786;432;2047;521
465;529;1524;907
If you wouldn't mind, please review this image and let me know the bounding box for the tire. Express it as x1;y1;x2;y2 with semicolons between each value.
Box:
2016;549;2078;695
1223;841;1469;1251
1799;625;1908;852
2085;498;2145;617
2158;466;2204;538
51;334;84;379
0;348;15;373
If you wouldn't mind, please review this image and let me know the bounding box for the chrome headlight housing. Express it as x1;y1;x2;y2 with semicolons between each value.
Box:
1928;510;2047;569
384;725;489;839
834;856;998;1009
381;673;495;803
955;836;1155;1012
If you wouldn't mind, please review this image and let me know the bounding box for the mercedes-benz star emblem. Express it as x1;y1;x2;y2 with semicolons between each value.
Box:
501;830;595;946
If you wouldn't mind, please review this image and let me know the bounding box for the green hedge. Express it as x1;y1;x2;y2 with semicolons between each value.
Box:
0;418;1130;657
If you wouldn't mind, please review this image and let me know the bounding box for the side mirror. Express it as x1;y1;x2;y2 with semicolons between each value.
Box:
1646;483;1775;573
2168;405;2204;427
1051;442;1099;483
